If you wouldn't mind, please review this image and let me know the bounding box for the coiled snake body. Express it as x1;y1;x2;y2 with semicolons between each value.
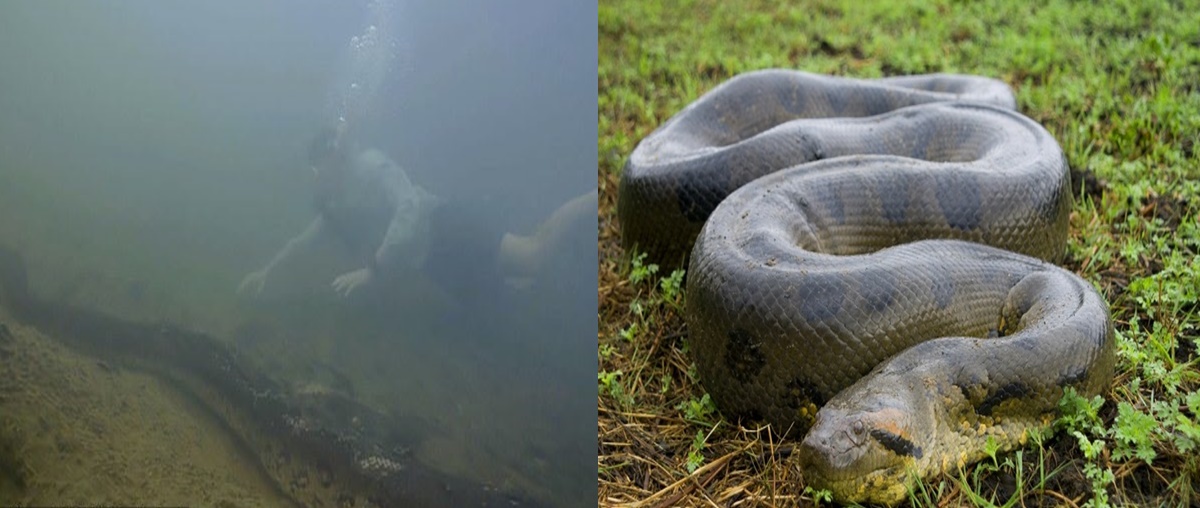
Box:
618;70;1115;505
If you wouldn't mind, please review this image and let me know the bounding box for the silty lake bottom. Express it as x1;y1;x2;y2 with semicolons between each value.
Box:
0;0;597;506
0;249;594;506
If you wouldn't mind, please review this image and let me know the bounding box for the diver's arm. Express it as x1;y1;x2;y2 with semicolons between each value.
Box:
265;216;326;272
331;152;428;297
239;216;326;297
371;178;424;274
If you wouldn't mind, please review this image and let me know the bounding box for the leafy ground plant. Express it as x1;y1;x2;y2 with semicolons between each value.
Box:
598;0;1200;506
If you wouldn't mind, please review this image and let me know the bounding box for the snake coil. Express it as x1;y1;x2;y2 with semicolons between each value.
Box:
618;70;1114;505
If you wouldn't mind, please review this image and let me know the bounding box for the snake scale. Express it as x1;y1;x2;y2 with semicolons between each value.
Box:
617;70;1115;505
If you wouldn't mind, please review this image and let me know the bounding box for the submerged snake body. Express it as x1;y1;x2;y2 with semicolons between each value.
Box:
618;71;1115;504
0;246;537;508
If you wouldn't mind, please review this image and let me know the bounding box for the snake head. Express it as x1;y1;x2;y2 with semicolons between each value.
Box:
798;378;934;505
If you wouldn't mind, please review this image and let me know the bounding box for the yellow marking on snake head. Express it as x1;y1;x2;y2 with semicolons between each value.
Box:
869;407;910;440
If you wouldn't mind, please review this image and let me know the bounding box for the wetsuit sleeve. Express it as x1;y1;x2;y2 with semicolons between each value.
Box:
371;158;427;273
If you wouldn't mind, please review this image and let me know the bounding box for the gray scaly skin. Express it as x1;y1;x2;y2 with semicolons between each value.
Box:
618;70;1115;505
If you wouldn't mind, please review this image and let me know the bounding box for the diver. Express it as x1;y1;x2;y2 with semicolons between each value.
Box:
236;123;595;306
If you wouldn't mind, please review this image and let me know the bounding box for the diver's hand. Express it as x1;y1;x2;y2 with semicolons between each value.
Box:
332;268;373;298
237;269;270;298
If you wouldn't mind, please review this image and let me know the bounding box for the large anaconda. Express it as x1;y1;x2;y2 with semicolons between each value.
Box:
617;70;1115;504
0;245;536;508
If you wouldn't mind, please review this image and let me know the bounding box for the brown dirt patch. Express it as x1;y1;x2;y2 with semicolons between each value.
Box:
0;308;292;507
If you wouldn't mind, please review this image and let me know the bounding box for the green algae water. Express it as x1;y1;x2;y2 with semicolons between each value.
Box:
0;1;596;506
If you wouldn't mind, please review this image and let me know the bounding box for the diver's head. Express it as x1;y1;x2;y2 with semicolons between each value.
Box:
308;124;353;212
308;124;351;173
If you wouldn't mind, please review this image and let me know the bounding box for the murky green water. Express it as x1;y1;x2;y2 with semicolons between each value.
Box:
0;1;595;506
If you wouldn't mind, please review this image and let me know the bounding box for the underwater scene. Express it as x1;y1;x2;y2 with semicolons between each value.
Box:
0;1;596;506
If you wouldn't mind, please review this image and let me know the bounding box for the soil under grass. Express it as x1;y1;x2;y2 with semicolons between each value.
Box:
598;1;1200;506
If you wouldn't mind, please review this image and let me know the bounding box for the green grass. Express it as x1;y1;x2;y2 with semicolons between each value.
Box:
598;0;1200;506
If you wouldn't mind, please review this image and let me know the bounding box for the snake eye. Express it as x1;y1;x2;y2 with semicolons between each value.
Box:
846;419;868;445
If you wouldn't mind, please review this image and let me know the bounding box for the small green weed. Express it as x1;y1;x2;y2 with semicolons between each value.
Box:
627;252;658;285
685;428;708;473
1113;401;1157;463
677;393;717;426
598;370;634;409
658;268;685;311
1075;431;1114;508
803;485;833;505
1058;387;1114;507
